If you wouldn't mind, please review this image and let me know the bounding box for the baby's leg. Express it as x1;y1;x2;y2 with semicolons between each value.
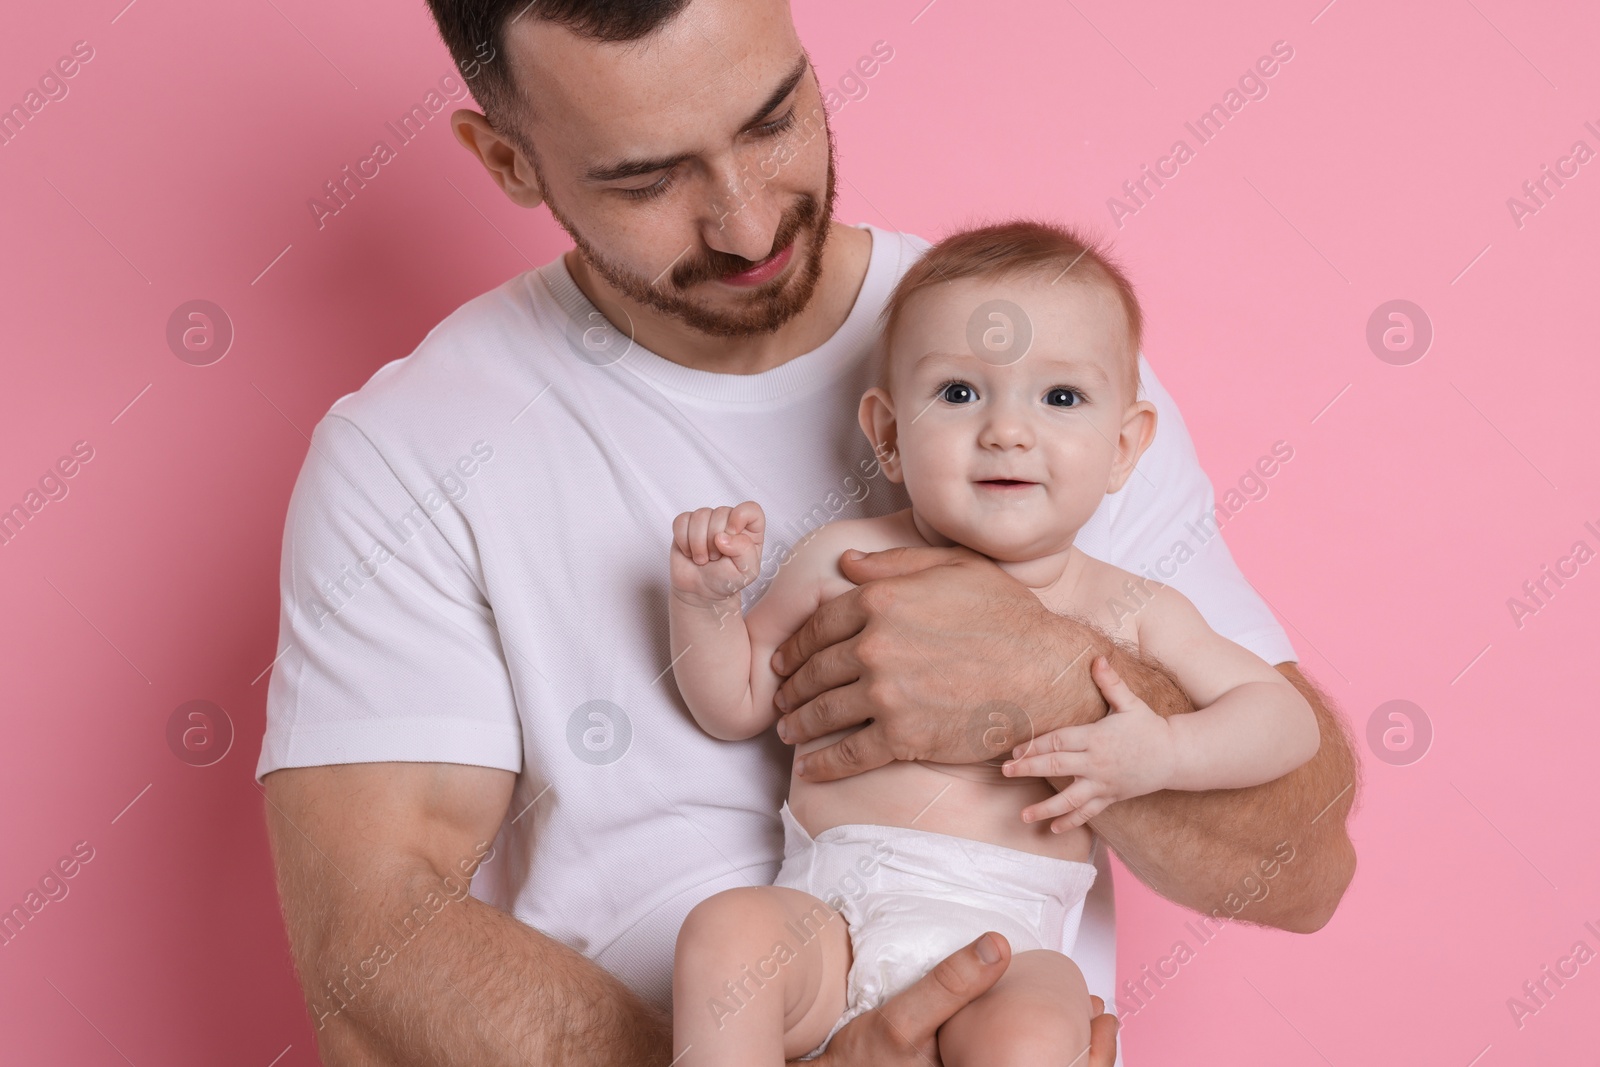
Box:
937;948;1092;1067
673;885;852;1067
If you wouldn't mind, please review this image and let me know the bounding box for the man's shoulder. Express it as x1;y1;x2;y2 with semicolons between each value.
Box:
860;224;933;273
323;270;547;440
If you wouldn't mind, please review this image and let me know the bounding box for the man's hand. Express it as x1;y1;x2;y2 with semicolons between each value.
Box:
772;546;1105;781
773;546;1358;934
797;932;1118;1066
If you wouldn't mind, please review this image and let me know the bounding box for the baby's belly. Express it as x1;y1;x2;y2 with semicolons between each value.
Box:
788;728;1094;863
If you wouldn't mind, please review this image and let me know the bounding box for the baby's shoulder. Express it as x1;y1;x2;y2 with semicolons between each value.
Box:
782;511;920;588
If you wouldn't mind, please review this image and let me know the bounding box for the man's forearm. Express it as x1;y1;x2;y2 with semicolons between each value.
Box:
291;865;671;1065
1032;628;1358;932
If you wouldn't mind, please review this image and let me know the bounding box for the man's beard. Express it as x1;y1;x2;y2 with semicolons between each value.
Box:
532;116;840;340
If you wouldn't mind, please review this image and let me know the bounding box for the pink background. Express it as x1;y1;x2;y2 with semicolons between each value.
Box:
3;0;1597;1062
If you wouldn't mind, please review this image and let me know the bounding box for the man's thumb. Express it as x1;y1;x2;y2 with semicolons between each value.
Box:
885;932;1011;1036
836;544;974;581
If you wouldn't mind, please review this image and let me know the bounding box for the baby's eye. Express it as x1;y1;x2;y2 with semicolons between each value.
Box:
1045;387;1083;408
939;380;978;404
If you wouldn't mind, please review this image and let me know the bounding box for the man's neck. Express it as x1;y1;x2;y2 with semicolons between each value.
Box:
563;221;873;376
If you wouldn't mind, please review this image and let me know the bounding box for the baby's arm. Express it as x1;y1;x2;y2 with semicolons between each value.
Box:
667;502;830;741
1004;581;1319;828
1133;584;1320;787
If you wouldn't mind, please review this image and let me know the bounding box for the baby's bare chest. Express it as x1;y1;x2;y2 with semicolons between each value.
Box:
1036;565;1146;650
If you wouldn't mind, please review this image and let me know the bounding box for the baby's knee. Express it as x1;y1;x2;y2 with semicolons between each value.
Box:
997;1022;1092;1067
939;950;1092;1067
1009;954;1091;1060
1014;948;1090;1005
677;886;789;956
955;1004;1090;1067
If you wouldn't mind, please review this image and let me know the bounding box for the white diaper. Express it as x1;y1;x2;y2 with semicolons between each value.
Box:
771;800;1098;1060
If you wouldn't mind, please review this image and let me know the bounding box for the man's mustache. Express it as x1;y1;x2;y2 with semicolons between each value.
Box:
670;195;818;289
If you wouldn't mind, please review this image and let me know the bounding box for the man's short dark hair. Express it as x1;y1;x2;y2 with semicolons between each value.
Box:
425;0;693;136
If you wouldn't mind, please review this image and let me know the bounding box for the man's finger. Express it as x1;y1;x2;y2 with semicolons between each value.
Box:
835;544;983;585
774;635;861;728
874;932;1011;1045
792;718;891;782
779;682;861;747
1087;995;1119;1067
771;588;866;679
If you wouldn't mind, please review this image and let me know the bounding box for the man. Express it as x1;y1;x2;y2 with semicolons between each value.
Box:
258;1;1358;1063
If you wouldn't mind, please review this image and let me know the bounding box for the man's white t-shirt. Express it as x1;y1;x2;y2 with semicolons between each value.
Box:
256;223;1296;1037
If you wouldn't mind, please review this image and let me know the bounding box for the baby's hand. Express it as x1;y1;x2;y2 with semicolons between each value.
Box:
669;501;766;609
1001;656;1178;833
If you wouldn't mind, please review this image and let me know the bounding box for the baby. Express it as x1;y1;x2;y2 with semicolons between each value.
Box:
666;220;1320;1065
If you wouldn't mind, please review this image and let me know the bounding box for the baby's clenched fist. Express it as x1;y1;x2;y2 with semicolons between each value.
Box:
669;500;766;608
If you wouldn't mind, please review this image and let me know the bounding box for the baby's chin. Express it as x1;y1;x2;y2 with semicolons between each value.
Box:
918;515;1069;562
968;540;1065;564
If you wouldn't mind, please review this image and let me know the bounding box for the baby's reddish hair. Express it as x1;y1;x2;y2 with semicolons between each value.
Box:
876;219;1143;400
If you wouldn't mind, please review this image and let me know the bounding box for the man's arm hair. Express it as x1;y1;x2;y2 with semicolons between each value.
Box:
263;762;671;1065
1039;629;1359;933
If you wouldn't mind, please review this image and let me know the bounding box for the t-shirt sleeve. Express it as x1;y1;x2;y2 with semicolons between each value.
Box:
254;413;523;783
1102;355;1299;667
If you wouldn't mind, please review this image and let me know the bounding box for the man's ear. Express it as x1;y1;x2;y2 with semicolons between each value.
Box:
858;386;904;483
451;109;545;209
1106;400;1157;494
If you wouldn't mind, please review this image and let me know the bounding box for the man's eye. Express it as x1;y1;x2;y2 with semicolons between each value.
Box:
1046;387;1083;407
755;110;797;137
619;171;677;201
617;109;795;203
938;380;977;404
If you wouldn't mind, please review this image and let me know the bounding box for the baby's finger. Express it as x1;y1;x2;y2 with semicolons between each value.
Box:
672;512;691;557
728;500;766;538
1091;656;1140;713
708;506;736;559
1020;788;1087;825
715;530;756;559
1028;779;1100;826
1011;725;1090;761
1051;795;1111;834
688;509;716;565
1003;749;1086;780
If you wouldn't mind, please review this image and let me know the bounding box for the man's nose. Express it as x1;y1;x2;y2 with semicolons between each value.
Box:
701;161;785;264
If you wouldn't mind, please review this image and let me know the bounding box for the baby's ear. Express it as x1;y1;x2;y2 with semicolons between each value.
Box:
858;387;904;483
1107;401;1157;493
